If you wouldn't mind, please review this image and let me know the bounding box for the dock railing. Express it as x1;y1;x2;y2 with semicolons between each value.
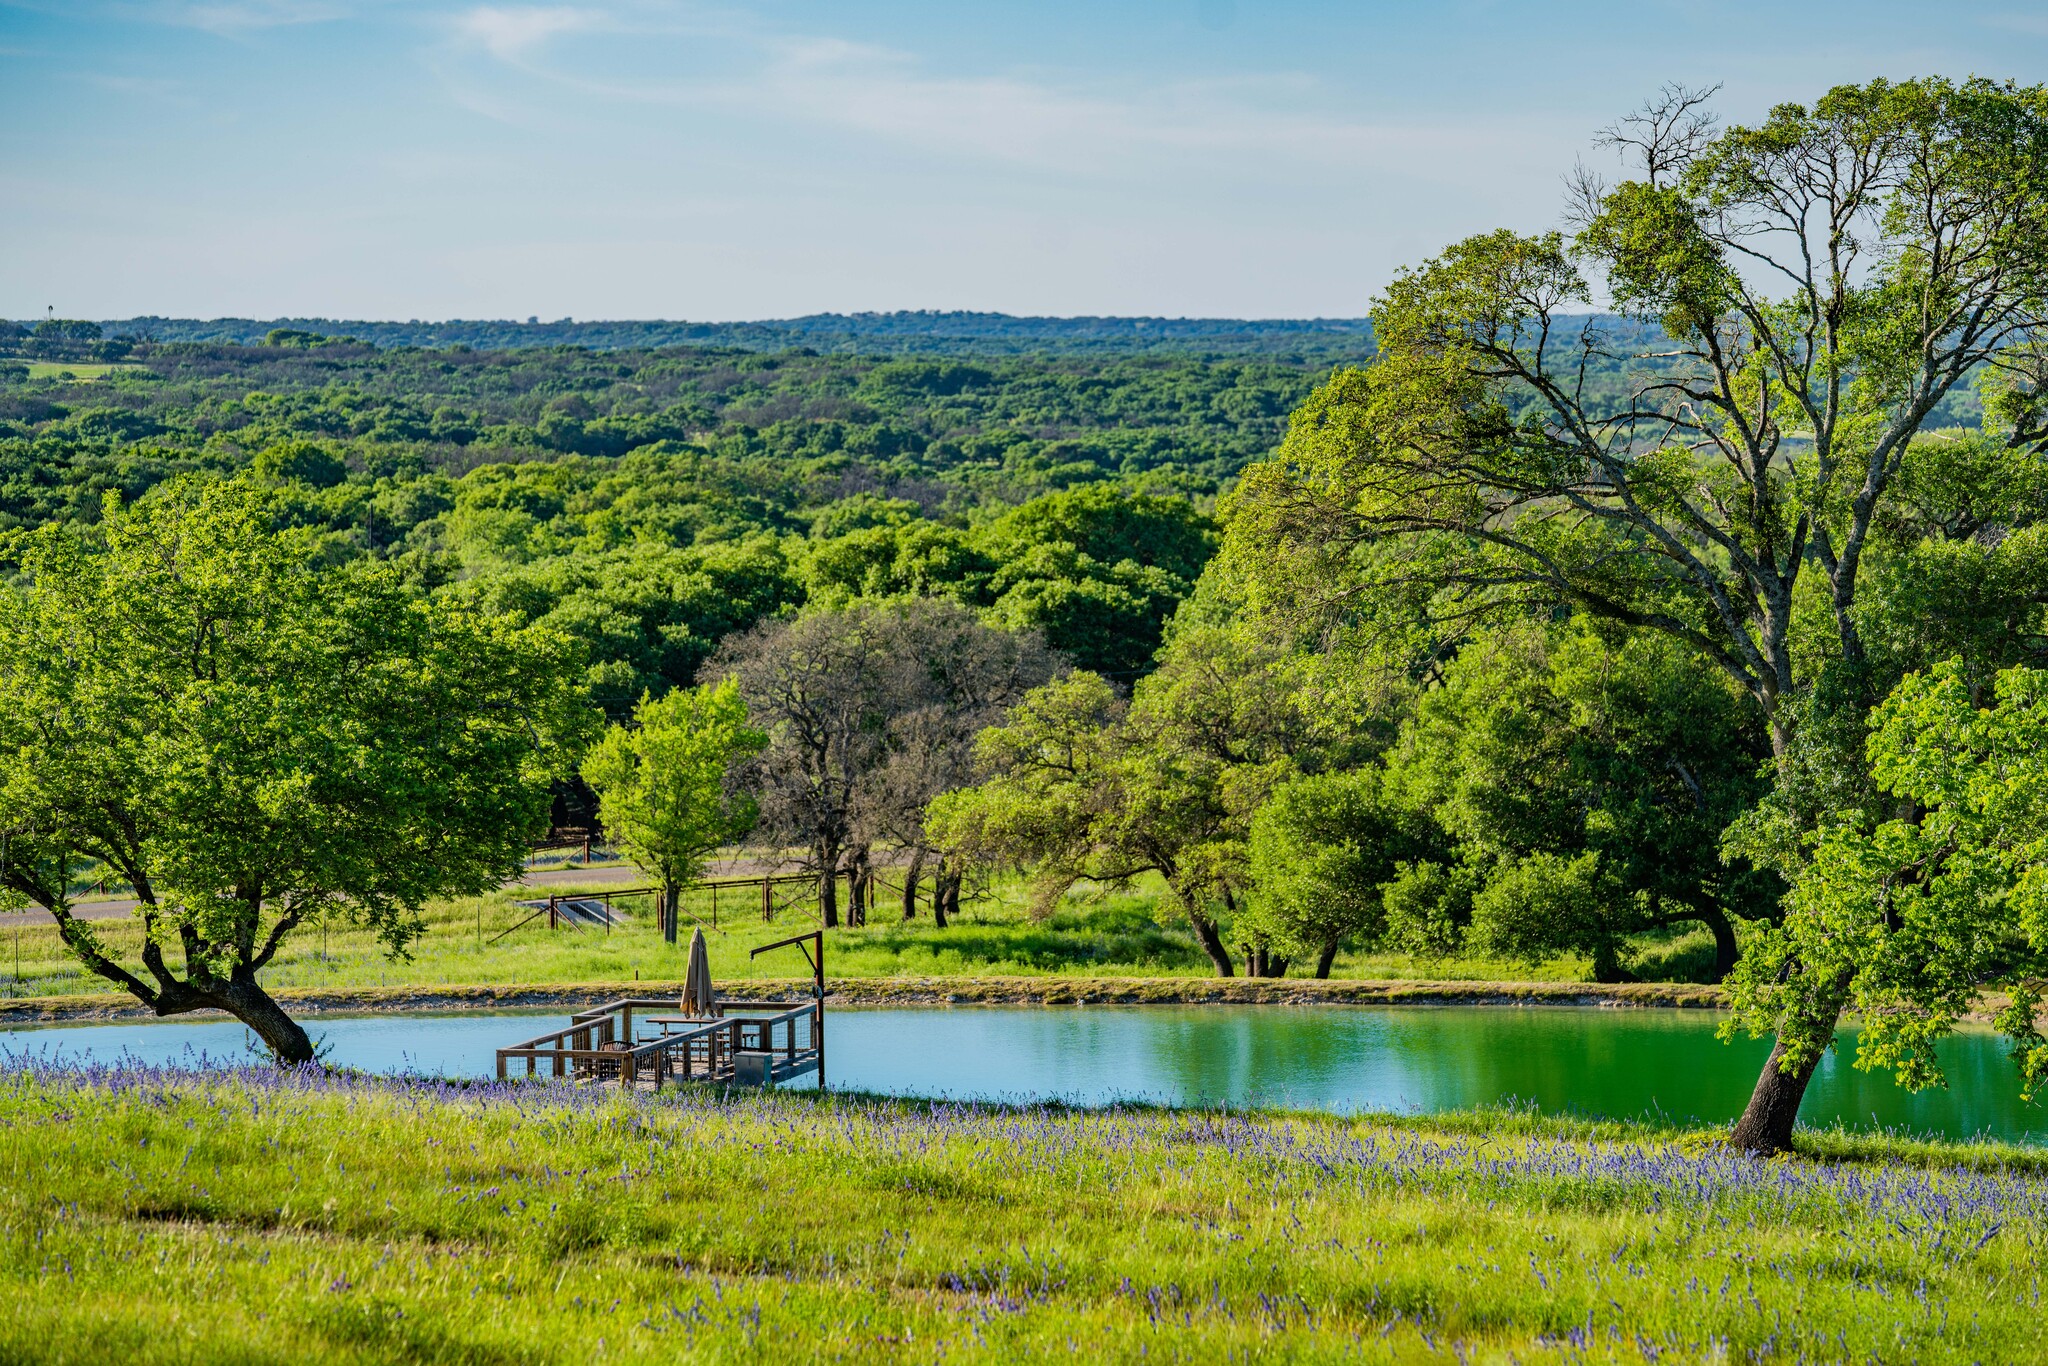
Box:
494;997;822;1089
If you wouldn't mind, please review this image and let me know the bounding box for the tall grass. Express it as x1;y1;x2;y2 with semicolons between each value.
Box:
0;1060;2041;1363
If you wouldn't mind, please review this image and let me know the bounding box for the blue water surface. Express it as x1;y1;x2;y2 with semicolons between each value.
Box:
3;1004;2041;1142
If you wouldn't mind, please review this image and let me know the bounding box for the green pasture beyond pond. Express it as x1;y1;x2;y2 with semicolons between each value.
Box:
0;871;1721;1000
1;1067;2041;1364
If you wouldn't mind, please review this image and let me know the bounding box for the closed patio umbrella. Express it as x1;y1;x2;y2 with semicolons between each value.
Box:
681;927;719;1020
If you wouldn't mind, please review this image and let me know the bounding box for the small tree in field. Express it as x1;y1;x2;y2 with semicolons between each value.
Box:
582;680;765;940
0;477;594;1064
1244;768;1420;978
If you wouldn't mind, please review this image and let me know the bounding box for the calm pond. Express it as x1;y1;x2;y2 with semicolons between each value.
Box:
3;1003;2041;1142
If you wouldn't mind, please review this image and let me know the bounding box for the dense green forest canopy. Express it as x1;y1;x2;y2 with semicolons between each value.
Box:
0;333;1316;515
0;328;1300;698
0;307;1992;701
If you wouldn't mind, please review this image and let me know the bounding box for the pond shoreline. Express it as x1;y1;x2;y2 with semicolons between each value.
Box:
0;975;1726;1023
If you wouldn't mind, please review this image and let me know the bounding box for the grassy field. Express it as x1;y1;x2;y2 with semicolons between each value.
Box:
0;1061;2040;1364
0;870;1704;1002
11;360;140;380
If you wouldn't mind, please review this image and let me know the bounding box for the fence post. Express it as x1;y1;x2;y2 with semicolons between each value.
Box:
762;878;772;922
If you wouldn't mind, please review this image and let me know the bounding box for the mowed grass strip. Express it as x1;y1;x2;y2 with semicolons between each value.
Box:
0;1064;2041;1364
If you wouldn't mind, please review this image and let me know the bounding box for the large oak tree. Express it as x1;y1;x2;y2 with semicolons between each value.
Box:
1230;77;2048;1151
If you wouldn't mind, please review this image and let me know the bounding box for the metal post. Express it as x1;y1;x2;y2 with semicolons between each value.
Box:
711;883;718;929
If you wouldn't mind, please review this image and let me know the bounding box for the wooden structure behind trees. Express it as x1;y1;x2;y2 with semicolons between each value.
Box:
686;871;816;926
490;886;656;943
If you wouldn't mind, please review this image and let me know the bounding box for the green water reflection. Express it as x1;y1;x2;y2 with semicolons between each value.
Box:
839;1005;2047;1142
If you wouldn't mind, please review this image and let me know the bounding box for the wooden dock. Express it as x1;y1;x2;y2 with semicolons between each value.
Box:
496;929;828;1090
495;996;823;1089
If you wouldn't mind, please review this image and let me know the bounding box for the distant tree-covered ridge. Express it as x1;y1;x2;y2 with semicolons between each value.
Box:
76;311;1378;358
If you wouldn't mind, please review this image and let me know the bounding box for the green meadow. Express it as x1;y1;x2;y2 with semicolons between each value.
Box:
1;1065;2040;1364
0;868;1716;1004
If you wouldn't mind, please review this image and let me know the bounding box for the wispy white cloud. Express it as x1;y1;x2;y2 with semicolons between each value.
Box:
751;38;1504;172
455;5;600;64
438;4;1549;181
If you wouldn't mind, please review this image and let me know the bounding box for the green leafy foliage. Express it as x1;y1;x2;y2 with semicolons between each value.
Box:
1730;661;2048;1097
1209;75;2048;1149
1242;769;1420;975
931;612;1343;976
582;680;765;916
0;477;593;1060
1384;621;1777;981
0;341;1268;691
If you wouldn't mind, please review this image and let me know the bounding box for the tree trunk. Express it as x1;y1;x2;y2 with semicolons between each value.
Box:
1186;905;1234;977
663;880;681;945
34;894;317;1067
211;973;317;1066
1589;940;1634;984
938;868;960;927
1700;906;1738;982
819;870;839;929
1265;956;1289;979
902;850;925;921
1314;935;1340;979
1249;945;1266;978
846;849;872;928
1729;1036;1824;1155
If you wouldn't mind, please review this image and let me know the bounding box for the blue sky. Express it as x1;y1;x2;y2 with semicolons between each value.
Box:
3;0;2043;320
